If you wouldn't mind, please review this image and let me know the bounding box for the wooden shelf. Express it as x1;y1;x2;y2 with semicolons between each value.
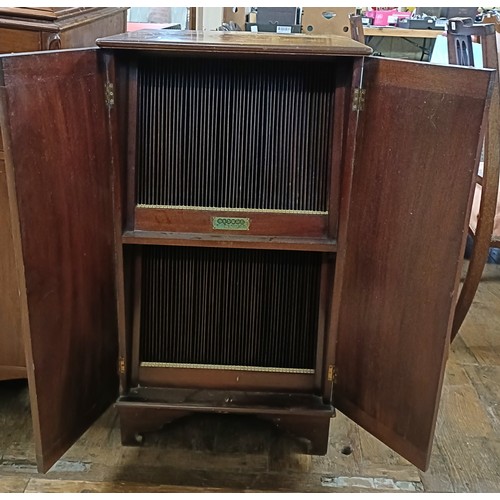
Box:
118;387;334;416
122;230;337;252
364;26;444;39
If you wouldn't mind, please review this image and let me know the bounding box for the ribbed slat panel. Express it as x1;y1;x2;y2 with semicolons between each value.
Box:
136;57;335;212
139;246;321;370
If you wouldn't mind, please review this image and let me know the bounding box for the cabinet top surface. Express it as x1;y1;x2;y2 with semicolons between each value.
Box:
96;29;372;56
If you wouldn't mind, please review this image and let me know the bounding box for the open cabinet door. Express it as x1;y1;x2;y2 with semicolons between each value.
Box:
334;57;493;470
0;49;118;472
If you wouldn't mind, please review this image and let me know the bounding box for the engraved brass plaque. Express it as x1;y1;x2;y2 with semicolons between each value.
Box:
212;216;250;231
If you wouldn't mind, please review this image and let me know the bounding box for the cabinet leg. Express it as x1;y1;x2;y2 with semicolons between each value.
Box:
260;414;331;455
116;403;190;446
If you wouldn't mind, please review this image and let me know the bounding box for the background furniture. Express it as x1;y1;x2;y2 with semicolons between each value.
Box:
0;7;128;51
221;7;357;36
364;26;444;39
0;7;128;382
349;14;365;43
446;18;500;340
364;26;442;60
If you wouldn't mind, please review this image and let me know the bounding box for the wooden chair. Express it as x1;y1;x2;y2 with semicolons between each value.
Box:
349;14;365;44
447;18;500;341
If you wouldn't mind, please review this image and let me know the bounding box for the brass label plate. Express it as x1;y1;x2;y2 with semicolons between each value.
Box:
212;216;250;231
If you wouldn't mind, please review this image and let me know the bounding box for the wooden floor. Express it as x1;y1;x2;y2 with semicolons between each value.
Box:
1;263;499;493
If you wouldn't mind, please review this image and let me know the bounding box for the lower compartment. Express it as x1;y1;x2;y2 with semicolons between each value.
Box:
130;245;332;391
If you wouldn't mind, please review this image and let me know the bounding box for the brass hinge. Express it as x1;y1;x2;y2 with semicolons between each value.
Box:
118;357;125;375
352;87;366;112
327;364;335;382
105;82;115;108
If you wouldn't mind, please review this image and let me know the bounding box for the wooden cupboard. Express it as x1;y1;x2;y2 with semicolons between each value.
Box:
0;7;128;52
0;6;128;382
0;30;493;473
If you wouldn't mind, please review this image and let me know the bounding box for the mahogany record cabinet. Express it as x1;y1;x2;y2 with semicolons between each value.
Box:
0;30;494;473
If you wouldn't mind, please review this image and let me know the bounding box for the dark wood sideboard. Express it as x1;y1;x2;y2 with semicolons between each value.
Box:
0;30;493;473
0;7;128;382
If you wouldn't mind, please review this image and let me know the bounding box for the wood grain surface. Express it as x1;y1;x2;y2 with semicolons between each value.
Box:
0;158;25;380
96;30;373;57
0;49;118;473
333;57;493;470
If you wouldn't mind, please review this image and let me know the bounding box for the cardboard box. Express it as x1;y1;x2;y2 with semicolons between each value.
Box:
222;7;247;29
301;7;355;36
256;7;299;26
245;22;301;34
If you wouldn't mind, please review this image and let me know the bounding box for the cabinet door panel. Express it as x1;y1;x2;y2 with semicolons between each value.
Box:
0;49;118;472
334;57;493;470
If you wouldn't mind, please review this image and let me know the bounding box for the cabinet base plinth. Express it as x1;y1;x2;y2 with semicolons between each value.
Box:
115;389;333;455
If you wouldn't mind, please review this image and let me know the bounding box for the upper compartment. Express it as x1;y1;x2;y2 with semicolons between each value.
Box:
102;31;371;249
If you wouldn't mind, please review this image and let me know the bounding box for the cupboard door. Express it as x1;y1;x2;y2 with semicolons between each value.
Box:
334;57;493;470
0;49;118;472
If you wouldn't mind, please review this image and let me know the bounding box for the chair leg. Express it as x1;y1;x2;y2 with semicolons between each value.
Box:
451;83;500;341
